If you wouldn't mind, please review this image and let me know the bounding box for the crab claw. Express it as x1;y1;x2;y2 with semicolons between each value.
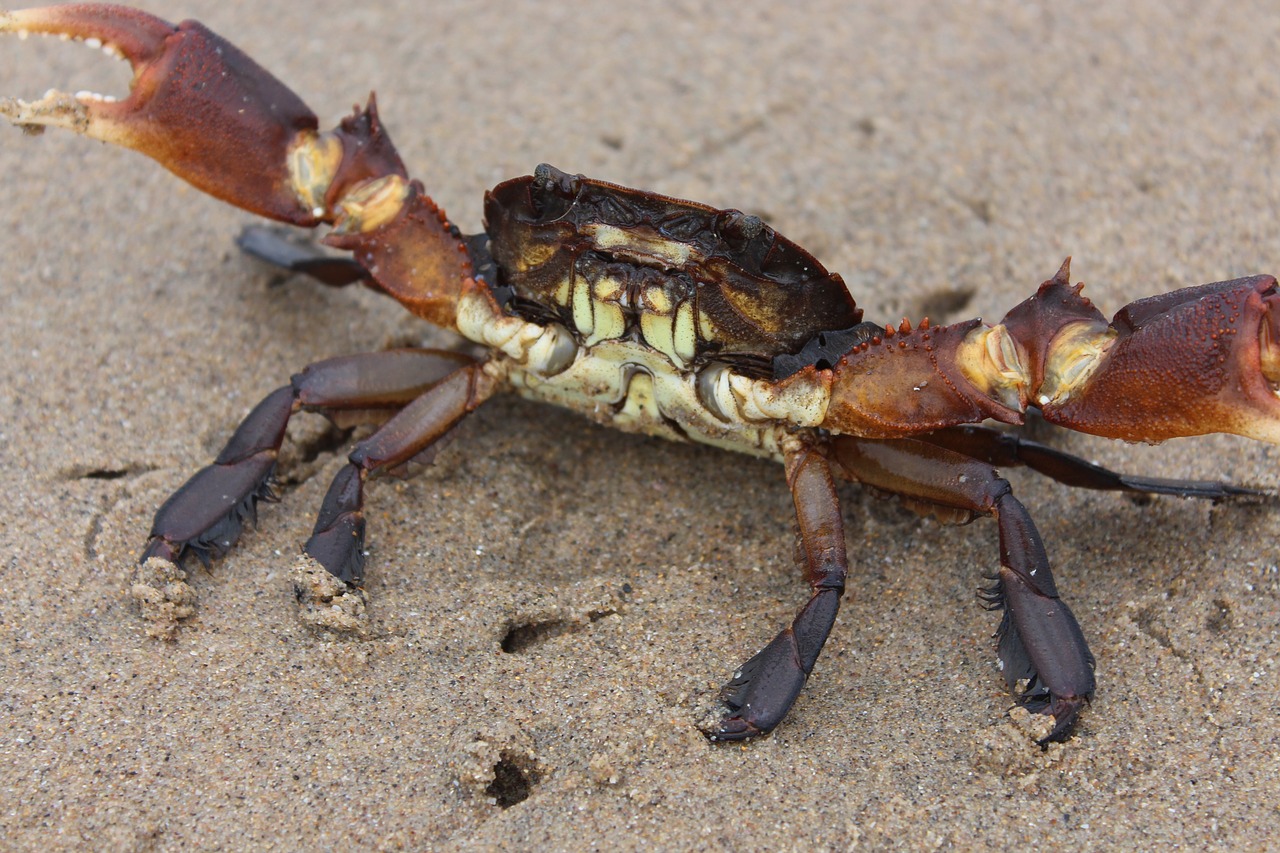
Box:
1;5;472;328
1028;272;1280;444
0;4;322;223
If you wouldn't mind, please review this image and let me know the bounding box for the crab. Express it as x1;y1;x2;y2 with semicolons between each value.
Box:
3;4;1278;745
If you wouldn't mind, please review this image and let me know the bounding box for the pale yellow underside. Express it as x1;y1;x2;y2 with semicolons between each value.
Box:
456;290;830;460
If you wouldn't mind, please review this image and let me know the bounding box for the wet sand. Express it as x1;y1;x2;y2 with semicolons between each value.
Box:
1;1;1277;848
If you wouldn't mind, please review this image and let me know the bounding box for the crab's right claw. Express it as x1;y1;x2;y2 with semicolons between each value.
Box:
2;4;471;328
1;4;347;224
1008;266;1280;445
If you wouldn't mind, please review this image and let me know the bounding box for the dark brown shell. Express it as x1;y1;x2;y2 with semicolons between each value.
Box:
482;164;861;371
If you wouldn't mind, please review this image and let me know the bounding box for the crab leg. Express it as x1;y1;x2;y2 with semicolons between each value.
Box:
305;361;496;583
829;435;1095;743
236;226;373;289
920;425;1262;500
0;5;474;329
141;350;477;568
713;440;848;740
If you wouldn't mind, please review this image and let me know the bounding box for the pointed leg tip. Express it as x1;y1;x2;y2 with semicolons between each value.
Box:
140;537;182;566
303;518;366;585
706;715;766;742
1036;695;1088;746
1011;693;1088;746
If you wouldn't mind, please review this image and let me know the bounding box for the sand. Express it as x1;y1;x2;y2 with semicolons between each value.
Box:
1;1;1277;849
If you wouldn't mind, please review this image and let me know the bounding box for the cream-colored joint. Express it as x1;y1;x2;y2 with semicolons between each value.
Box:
456;290;579;375
287;130;343;218
957;324;1030;411
331;174;410;235
696;364;830;427
1037;321;1117;407
289;130;411;232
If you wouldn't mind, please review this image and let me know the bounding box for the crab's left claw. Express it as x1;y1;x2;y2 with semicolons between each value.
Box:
1;4;324;224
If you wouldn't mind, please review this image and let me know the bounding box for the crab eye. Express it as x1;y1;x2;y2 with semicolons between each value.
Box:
530;163;580;219
713;209;764;251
